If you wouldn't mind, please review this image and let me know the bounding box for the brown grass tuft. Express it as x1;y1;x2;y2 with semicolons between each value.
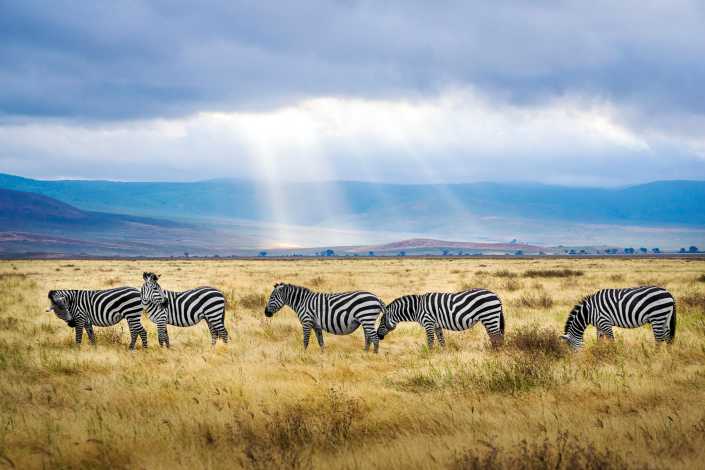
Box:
513;292;554;309
507;324;566;358
524;269;584;278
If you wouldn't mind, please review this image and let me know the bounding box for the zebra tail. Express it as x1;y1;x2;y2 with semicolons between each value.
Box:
669;300;677;343
499;306;505;336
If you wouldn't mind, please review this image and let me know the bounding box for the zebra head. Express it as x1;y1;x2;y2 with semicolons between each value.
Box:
560;302;586;350
265;283;287;317
141;272;166;307
377;302;400;340
47;290;75;327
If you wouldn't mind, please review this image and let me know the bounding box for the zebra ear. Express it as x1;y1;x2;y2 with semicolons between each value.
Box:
143;272;149;281
48;290;55;299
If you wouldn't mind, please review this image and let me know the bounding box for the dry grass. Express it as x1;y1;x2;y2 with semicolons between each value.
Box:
524;268;584;278
1;258;705;469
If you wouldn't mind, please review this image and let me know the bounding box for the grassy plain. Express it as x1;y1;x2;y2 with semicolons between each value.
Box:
1;258;704;469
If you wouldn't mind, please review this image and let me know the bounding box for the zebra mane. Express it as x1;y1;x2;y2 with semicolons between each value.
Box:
564;296;588;334
277;283;311;293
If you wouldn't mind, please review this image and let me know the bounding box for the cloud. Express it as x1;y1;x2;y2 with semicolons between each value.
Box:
2;0;705;122
2;88;704;184
1;1;705;184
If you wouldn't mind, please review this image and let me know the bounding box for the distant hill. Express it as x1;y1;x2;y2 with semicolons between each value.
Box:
0;188;215;257
0;173;704;251
1;173;704;227
350;238;544;255
0;188;185;232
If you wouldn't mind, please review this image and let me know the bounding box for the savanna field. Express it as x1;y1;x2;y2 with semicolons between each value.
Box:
1;258;705;469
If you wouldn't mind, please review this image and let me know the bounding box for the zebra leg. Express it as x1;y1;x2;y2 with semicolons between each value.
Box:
85;322;96;345
207;321;219;346
314;327;324;350
434;326;446;348
157;322;170;348
361;322;379;353
139;326;148;348
422;322;435;349
219;326;229;344
126;317;142;350
302;323;312;350
74;320;84;346
651;320;669;343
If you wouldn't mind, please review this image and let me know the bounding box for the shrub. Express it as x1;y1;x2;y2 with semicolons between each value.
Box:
451;432;627;470
680;291;705;309
513;292;554;309
503;278;523;292
508;324;566;358
240;292;267;311
472;355;556;393
523;269;584;278
308;276;326;288
696;274;705;283
492;270;518;278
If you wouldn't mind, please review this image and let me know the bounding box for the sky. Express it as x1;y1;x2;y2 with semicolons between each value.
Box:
2;0;705;186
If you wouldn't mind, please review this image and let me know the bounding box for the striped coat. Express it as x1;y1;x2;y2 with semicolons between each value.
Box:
47;287;147;349
561;286;676;349
141;272;228;347
377;289;505;348
264;283;384;352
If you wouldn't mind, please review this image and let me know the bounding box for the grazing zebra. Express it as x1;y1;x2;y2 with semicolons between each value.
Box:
561;286;676;350
377;289;505;348
46;287;147;349
264;283;385;352
140;272;228;347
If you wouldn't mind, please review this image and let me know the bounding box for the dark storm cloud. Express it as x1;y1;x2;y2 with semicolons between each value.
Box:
2;0;704;121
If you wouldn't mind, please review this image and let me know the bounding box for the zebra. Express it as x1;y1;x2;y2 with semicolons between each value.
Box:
561;286;676;350
377;289;505;348
140;272;228;347
264;283;385;352
46;287;147;350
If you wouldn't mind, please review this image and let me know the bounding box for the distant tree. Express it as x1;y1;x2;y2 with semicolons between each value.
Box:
680;248;687;253
184;252;189;258
579;249;587;255
399;251;406;257
624;248;635;254
652;248;661;254
442;249;450;256
539;251;546;256
368;251;375;257
324;249;335;257
689;246;699;253
569;249;577;255
258;251;267;257
514;250;524;256
639;247;648;254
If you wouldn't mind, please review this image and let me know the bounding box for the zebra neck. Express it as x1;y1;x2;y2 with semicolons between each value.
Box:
283;286;311;315
394;295;421;323
568;302;591;339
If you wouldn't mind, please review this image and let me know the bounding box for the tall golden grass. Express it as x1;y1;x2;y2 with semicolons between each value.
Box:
0;258;704;469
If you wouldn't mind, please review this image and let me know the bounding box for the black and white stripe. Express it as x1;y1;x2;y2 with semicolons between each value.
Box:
377;288;505;348
141;272;228;347
561;286;676;349
47;287;147;349
264;283;385;352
